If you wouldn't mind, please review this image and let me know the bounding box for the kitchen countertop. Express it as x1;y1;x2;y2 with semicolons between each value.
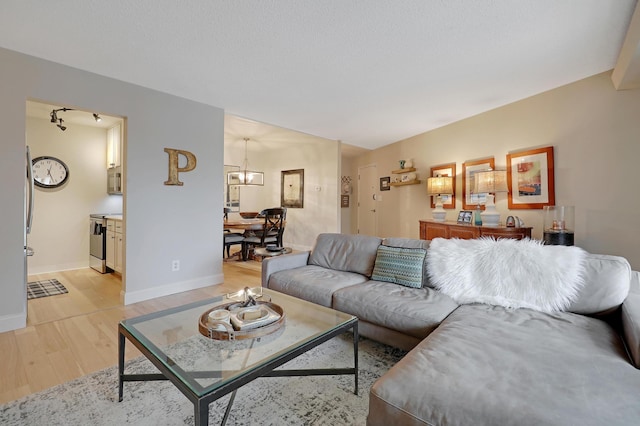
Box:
105;215;123;221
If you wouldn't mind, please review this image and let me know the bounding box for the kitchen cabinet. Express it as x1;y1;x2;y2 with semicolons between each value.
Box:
107;123;122;168
115;230;123;273
106;229;115;270
106;218;124;273
419;220;532;241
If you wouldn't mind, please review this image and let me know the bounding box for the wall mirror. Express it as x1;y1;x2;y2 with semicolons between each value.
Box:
224;165;240;212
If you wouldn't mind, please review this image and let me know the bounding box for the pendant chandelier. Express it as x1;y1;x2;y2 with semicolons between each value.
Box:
227;138;264;186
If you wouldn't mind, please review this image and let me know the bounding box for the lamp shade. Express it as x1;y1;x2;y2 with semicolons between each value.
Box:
426;176;453;196
474;170;508;194
227;170;264;186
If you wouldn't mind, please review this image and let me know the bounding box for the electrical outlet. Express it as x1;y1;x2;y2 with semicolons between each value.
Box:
171;260;180;271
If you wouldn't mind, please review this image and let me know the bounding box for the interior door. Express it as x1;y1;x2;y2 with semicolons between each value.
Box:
357;164;377;236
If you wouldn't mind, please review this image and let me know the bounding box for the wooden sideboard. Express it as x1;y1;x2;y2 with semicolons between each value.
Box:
419;220;532;241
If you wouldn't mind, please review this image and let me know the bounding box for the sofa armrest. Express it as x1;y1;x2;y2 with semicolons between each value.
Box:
621;271;640;368
261;251;310;288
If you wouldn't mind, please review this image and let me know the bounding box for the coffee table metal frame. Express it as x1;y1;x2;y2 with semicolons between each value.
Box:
118;291;358;426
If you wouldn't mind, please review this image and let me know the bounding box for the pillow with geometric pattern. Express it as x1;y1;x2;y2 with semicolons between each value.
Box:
371;245;426;288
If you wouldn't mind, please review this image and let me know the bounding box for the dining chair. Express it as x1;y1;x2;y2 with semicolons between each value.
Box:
223;208;245;259
242;207;286;260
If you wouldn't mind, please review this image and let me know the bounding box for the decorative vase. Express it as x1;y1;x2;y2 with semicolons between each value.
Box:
474;205;483;225
399;160;406;169
405;159;413;168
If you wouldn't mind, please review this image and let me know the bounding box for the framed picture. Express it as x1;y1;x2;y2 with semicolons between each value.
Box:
507;146;555;209
430;163;456;209
462;157;495;210
281;169;304;208
457;210;473;224
380;176;390;191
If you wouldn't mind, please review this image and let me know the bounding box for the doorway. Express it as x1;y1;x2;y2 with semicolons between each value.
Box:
357;164;378;236
25;100;125;325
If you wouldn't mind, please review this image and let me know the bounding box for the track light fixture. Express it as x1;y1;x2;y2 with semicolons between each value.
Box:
50;107;74;131
49;108;107;131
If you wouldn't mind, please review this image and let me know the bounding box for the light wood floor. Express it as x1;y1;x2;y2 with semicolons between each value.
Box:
0;262;260;405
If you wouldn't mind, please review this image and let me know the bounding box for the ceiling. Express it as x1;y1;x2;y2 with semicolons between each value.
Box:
2;1;639;150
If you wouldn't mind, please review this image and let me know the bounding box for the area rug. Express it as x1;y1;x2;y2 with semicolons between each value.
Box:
26;278;68;300
0;334;406;425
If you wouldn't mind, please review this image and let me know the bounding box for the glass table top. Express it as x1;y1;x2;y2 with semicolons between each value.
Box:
120;288;356;397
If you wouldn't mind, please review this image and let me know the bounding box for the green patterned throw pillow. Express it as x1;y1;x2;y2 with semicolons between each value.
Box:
371;245;426;288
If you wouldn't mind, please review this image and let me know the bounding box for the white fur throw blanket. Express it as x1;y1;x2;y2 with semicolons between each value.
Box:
426;238;587;313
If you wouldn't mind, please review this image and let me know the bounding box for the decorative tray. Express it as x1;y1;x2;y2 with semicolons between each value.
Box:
266;246;285;252
198;301;285;341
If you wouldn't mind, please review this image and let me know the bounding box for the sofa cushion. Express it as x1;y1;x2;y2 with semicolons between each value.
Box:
368;304;640;426
308;233;382;277
567;253;631;315
371;245;426;288
332;281;458;340
383;238;431;288
267;265;369;307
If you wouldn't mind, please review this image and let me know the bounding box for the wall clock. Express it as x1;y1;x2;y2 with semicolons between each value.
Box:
32;156;70;188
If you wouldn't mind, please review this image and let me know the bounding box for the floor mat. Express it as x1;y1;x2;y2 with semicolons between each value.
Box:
27;278;68;299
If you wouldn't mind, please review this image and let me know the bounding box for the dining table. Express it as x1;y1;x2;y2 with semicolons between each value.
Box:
223;218;265;231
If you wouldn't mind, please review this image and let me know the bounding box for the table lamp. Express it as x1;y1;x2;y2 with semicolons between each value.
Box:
474;170;508;227
427;176;454;222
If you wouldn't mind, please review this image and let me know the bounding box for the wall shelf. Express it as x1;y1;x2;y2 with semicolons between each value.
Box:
390;167;420;186
389;179;421;186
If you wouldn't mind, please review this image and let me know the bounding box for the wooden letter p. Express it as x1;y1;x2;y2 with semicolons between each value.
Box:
164;148;197;186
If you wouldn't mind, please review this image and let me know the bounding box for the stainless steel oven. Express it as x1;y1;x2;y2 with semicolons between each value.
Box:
90;214;107;273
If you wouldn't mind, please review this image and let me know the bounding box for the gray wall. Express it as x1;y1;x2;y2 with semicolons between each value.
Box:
0;47;224;332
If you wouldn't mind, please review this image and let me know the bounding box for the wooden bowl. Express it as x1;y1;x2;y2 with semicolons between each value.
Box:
239;212;260;219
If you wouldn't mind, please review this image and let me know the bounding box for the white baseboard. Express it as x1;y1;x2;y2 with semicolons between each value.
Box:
0;311;26;333
122;273;224;305
28;262;89;275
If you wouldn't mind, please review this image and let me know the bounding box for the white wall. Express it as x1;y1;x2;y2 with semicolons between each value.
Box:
224;131;341;251
26;116;123;273
0;47;224;332
262;142;341;250
349;71;640;270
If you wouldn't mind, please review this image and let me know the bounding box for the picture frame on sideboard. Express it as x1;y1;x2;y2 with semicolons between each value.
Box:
457;210;473;224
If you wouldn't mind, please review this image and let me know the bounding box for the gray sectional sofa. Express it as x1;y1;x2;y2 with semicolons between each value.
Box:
261;233;640;425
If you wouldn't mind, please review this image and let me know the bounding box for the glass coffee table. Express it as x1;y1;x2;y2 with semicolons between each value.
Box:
118;288;358;426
